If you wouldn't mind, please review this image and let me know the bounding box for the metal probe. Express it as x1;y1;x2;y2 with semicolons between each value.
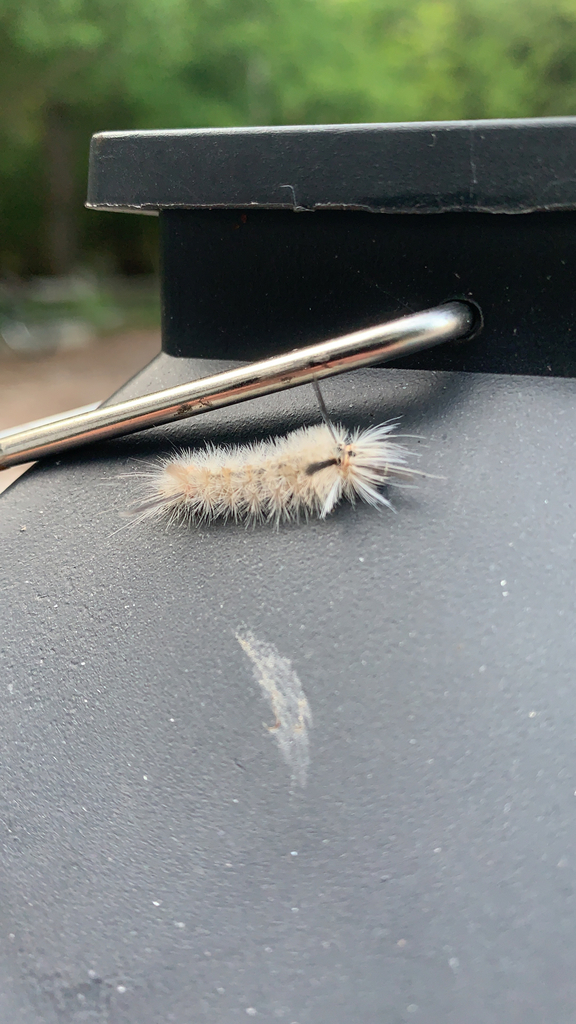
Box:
0;301;477;471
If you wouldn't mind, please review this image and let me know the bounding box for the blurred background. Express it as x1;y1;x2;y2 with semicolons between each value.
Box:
2;0;576;488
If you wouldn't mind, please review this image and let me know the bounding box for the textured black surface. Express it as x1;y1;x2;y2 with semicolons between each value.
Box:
2;358;576;1022
7;113;576;1020
87;118;576;213
160;207;576;374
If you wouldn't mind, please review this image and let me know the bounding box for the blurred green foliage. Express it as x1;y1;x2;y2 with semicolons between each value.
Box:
2;0;576;276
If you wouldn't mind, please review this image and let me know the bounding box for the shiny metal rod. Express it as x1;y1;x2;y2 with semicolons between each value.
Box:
0;301;476;470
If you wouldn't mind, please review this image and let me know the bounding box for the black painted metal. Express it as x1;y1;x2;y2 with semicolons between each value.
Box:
161;207;576;374
87;118;576;214
1;118;576;1023
2;360;576;1023
86;118;576;374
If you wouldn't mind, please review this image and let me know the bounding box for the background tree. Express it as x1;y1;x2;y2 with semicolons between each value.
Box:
2;0;576;276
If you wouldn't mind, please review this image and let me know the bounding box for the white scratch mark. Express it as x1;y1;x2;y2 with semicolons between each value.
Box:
236;628;312;787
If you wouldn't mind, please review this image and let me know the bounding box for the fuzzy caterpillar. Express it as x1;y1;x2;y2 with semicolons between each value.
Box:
133;419;419;526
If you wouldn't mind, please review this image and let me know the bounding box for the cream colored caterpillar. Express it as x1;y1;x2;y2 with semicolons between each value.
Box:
133;418;419;525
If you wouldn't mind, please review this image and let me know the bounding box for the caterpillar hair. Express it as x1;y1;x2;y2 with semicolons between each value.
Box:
132;396;422;526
